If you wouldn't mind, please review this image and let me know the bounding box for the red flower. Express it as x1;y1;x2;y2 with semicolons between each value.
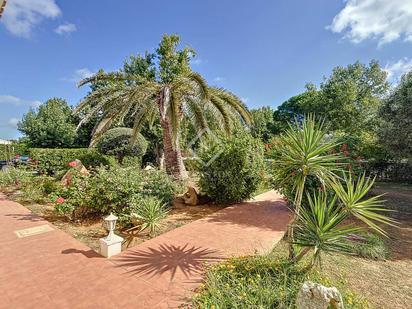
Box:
56;197;65;204
68;161;77;167
27;157;32;161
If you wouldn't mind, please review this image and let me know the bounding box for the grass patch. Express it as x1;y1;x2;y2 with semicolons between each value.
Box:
192;255;370;308
349;233;389;260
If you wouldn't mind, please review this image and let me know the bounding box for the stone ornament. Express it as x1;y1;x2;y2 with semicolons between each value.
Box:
296;281;344;309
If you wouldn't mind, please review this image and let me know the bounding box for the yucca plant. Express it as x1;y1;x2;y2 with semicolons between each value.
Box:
274;115;344;258
293;192;360;268
294;174;394;268
75;34;251;180
131;197;169;237
331;173;397;235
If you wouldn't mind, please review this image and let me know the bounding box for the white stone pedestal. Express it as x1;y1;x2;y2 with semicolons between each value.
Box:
99;234;123;258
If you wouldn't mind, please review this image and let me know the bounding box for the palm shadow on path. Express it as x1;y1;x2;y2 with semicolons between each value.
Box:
112;243;223;281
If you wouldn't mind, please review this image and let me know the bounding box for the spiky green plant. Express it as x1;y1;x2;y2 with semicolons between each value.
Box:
331;173;397;235
294;175;394;268
293;192;360;267
274;115;343;258
132;197;169;237
75;35;251;180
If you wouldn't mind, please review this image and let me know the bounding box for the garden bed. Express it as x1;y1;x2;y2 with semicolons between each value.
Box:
4;190;224;252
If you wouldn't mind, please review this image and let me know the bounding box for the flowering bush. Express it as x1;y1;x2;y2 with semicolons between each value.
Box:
53;167;181;221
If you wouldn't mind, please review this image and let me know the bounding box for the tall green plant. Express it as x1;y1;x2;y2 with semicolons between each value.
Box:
274;115;342;258
294;174;394;268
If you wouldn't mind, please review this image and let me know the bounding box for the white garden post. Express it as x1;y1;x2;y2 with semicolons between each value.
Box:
99;213;123;258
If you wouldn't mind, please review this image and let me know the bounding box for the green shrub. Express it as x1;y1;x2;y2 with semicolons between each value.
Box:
29;148;112;175
196;132;265;203
53;167;179;220
192;255;370;309
349;233;389;260
96;127;148;165
130;196;169;236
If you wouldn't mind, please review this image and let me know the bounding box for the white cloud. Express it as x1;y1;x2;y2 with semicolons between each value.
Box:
0;95;41;107
192;58;203;65
385;58;412;82
63;68;95;83
30;100;42;108
0;95;22;105
8;118;19;128
329;0;412;45
1;0;61;38
55;22;76;35
213;76;225;83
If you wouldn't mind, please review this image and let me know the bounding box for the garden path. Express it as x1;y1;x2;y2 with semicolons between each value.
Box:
0;190;291;308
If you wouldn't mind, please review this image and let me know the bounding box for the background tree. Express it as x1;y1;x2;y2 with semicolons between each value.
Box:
75;34;252;179
18;98;76;148
379;70;412;161
250;106;277;142
96;127;148;165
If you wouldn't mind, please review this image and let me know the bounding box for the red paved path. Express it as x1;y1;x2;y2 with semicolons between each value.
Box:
0;191;291;308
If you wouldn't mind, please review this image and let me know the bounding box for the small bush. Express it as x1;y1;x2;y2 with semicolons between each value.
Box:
130;196;169;236
192;255;370;309
196;132;265;203
29;148;112;175
349;233;389;260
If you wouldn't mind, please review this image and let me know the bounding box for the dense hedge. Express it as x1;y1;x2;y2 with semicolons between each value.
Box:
29;148;113;175
366;161;412;183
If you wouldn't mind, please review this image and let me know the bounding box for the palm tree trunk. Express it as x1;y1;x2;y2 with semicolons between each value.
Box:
158;86;188;180
161;120;188;179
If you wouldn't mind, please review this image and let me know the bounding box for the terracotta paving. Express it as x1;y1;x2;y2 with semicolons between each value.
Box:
0;190;291;308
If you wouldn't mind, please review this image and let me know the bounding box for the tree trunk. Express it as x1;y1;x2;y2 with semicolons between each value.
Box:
158;86;188;180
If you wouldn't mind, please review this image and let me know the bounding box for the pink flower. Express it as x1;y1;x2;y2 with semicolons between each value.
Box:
68;161;77;167
56;197;65;204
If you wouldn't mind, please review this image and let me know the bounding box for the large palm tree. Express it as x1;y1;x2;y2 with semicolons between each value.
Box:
75;35;252;179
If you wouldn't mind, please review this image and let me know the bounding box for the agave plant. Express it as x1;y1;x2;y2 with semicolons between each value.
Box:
274;115;343;258
75;35;251;179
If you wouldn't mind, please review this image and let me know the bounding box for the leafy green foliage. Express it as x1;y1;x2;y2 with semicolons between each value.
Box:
192;255;369;308
53;167;180;220
0;167;32;189
96;127;147;164
130;196;169;236
196;132;264;203
250;106;278;142
18;98;77;148
379;70;412;161
29;148;112;175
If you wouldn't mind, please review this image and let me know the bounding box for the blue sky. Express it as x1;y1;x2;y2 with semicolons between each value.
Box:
1;0;412;139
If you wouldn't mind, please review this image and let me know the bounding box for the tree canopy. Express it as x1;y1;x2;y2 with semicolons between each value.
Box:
18;98;77;148
379;70;412;161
